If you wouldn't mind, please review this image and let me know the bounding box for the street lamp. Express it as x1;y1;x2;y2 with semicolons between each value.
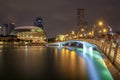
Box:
92;21;103;38
98;21;103;26
103;29;107;33
88;32;92;38
72;31;75;35
98;21;112;32
81;28;84;32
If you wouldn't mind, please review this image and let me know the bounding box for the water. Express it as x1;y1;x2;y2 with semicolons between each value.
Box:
0;45;88;80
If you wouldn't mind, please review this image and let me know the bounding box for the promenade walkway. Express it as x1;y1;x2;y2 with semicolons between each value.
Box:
81;39;120;79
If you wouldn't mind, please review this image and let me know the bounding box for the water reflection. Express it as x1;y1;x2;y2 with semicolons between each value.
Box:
0;45;88;80
54;48;88;80
0;45;3;77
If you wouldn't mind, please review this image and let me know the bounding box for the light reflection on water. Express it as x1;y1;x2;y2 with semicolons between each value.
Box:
0;45;88;80
54;48;88;80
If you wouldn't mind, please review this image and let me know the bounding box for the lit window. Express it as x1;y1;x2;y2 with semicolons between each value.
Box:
31;29;35;32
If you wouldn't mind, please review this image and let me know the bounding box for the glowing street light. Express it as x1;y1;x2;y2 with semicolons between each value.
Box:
81;28;84;32
89;32;92;35
72;31;75;35
92;21;104;38
80;34;83;37
103;29;107;33
98;21;103;26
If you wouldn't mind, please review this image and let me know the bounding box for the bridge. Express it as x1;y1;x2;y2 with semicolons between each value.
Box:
47;39;120;79
82;38;120;71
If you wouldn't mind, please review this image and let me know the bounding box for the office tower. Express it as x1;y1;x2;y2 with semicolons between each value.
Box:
8;22;15;35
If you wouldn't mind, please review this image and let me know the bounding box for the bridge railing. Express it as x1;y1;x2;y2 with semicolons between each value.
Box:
80;38;120;71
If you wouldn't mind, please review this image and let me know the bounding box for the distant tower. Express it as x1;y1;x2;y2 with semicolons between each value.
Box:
2;24;9;36
77;8;85;27
34;17;44;29
2;23;15;35
9;22;15;35
77;8;88;38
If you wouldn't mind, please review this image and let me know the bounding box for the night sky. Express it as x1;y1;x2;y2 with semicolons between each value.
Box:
0;0;120;38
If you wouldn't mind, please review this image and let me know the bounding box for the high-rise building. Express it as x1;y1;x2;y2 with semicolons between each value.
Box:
9;22;15;35
1;24;9;36
34;17;44;29
0;25;7;36
0;23;15;36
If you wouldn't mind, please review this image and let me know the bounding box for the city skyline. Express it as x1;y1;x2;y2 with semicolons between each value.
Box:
0;0;120;38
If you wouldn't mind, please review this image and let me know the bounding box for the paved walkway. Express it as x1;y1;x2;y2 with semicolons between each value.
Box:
104;57;120;80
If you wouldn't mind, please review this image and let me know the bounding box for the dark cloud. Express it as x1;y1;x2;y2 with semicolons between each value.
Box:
0;0;120;38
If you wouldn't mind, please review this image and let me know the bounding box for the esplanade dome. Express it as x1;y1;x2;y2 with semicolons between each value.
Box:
12;26;47;43
15;26;39;29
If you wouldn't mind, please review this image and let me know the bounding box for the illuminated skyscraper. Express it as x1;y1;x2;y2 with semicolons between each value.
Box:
0;23;15;36
34;17;44;29
8;22;15;35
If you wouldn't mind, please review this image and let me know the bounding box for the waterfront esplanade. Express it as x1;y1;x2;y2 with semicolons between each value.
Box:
13;26;46;43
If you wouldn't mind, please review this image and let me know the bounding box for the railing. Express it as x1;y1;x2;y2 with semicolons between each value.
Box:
81;38;120;72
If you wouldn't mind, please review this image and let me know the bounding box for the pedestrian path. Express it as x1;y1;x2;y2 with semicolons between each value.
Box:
104;57;120;80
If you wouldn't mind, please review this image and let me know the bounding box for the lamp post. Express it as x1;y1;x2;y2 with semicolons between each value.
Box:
98;21;103;26
92;21;104;38
92;21;113;39
81;28;84;32
72;31;75;35
81;28;85;38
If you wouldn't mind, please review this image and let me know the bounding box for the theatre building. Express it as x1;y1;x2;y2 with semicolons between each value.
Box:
12;26;47;43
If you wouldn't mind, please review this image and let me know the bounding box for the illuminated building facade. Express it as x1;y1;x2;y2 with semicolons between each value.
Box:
0;23;15;36
0;25;8;36
13;26;47;43
34;17;44;29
